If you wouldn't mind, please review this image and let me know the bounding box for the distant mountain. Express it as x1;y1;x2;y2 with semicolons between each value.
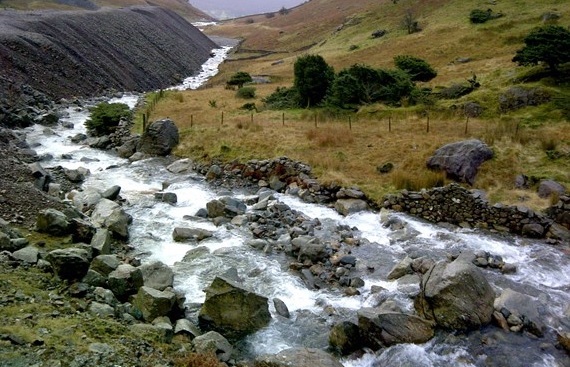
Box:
188;0;307;19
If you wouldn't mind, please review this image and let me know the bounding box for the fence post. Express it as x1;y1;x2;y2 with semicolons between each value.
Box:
221;111;224;125
282;112;285;126
389;116;392;132
465;116;469;135
191;114;193;128
142;113;147;132
251;112;254;124
426;114;430;133
349;116;352;130
314;115;317;128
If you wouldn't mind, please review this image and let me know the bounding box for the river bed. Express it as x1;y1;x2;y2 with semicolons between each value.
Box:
22;45;570;367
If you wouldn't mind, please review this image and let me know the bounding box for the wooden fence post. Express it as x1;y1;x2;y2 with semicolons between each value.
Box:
426;114;430;133
465;116;469;135
190;114;193;128
314;115;317;128
221;111;224;125
282;112;285;126
349;116;352;130
389;116;392;132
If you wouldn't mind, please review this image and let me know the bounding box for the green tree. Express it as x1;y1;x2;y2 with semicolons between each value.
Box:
85;102;131;136
236;86;256;99
394;55;437;82
513;25;570;72
294;54;335;107
227;71;253;89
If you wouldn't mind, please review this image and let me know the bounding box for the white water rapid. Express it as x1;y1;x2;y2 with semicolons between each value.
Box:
22;47;570;367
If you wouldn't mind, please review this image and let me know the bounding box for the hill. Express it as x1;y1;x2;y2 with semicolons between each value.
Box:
146;0;570;208
0;0;213;21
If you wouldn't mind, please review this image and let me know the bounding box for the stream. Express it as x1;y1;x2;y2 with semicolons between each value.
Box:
22;43;570;367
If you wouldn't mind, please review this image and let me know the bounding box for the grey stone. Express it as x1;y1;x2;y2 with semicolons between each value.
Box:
139;261;174;291
255;348;343;367
46;248;90;281
12;246;39;264
273;298;291;319
88;302;115;318
193;331;232;363
36;208;70;236
136;119;179;156
334;199;369;216
108;264;144;302
133;286;176;322
167;158;193;174
426;139;493;185
91;254;120;276
329;321;361;355
101;185;121;201
174;318;201;339
91;199;130;239
494;288;545;337
387;256;413;280
93;287;118;307
172;227;214;242
538;180;566;199
90;228;112;256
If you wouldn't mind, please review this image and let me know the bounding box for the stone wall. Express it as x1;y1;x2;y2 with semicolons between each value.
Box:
383;184;555;239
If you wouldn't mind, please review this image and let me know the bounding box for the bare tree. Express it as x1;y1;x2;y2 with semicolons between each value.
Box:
403;9;421;34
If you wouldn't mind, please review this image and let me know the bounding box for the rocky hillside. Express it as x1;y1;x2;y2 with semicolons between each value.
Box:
0;5;217;122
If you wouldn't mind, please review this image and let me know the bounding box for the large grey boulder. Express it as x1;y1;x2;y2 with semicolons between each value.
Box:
415;255;495;331
329;321;361;355
12;246;39;264
167;158;193;174
139;261;174;291
192;331;233;363
426;139;493;185
294;236;327;263
198;276;271;338
174;318;202;340
46;248;91;281
357;308;434;349
255;348;343;367
136;119;179;156
36;208;70;236
133;286;176;322
91;199;131;239
108;264;144;302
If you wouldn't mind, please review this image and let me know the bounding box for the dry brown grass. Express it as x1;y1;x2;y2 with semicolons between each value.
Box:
149;0;570;210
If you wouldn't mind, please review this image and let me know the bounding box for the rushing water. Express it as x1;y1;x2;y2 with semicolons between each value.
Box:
22;48;570;367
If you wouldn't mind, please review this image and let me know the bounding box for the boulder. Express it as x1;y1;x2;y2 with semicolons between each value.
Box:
167;158;193;174
102;185;121;201
46;248;91;281
206;197;247;218
90;254;121;276
108;264;144;302
174;318;201;340
136;119;179;156
329;321;361;355
334;199;369;216
192;331;232;363
273;298;290;319
426;139;493;185
139;261;174;291
415;256;495;331
90;228;112;256
387;256;413;280
91;199;131;239
255;348;343;367
494;288;545;337
36;208;70;236
133;286;176;322
357;308;434;349
558;332;570;355
93;287;119;307
72;188;103;213
538;180;566;199
70;217;96;244
12;246;39;264
88;302;115;318
82;269;108;287
172;227;214;243
198;276;271;338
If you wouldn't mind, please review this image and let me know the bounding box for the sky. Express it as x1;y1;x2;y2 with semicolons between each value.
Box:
188;0;308;19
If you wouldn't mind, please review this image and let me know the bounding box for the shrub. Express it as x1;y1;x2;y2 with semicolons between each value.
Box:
512;25;570;73
263;86;300;109
227;71;253;89
85;102;131;136
394;55;437;82
469;9;492;24
240;102;257;111
236;86;256;99
403;9;421;34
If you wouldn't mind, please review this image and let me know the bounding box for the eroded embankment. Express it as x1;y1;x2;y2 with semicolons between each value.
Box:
0;6;217;101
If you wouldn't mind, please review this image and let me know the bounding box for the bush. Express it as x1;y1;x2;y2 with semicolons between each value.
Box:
512;25;570;73
236;86;256;99
294;54;335;107
263;87;300;109
394;55;437;82
85;102;131;136
227;71;253;89
469;9;492;23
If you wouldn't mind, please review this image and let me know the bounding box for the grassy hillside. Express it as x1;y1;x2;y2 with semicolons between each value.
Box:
0;0;212;20
142;0;570;209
